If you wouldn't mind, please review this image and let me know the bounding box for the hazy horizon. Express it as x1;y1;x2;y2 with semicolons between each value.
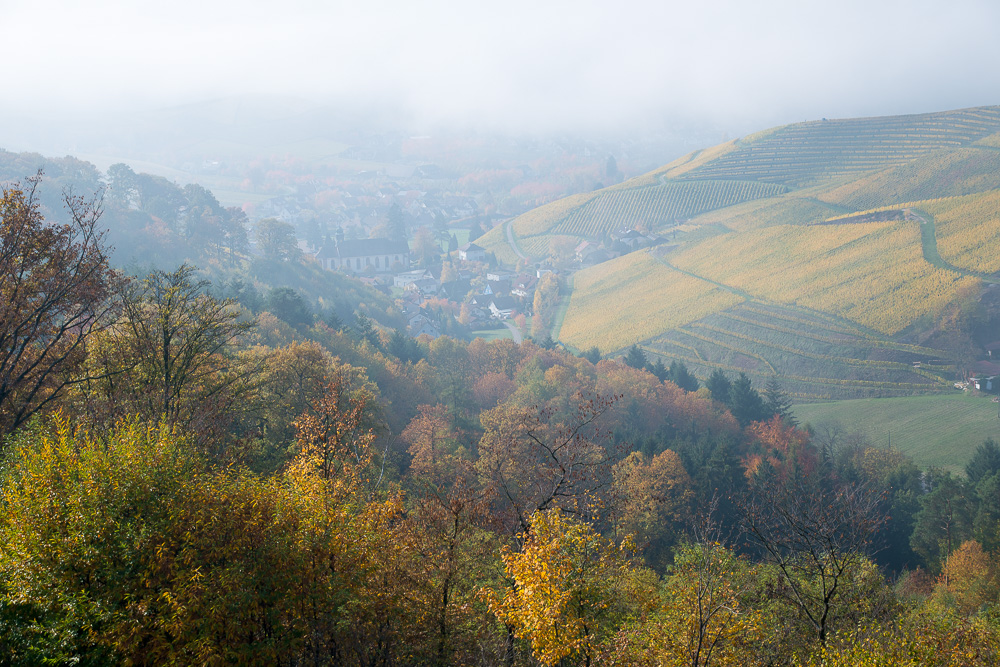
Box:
3;0;1000;156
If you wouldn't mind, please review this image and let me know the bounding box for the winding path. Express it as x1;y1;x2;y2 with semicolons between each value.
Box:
503;320;523;343
912;209;999;284
505;222;528;261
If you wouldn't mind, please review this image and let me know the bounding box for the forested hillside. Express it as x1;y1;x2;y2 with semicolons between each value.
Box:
3;174;1000;665
0;150;404;331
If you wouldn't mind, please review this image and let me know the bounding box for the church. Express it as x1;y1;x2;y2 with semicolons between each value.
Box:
315;230;410;274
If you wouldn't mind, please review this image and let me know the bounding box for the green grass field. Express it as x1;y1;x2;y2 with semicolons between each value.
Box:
471;328;513;342
792;394;1000;472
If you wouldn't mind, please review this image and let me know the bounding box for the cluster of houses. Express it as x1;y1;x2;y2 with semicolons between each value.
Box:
308;222;674;341
310;235;546;339
394;261;546;338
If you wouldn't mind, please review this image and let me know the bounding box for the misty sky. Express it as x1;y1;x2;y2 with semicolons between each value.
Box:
4;0;1000;136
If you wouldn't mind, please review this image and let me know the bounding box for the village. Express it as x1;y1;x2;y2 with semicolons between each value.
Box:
305;221;671;342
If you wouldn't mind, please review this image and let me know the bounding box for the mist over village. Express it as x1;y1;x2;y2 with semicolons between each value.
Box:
2;1;1000;664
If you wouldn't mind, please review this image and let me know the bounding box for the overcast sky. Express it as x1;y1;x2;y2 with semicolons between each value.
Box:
4;0;1000;137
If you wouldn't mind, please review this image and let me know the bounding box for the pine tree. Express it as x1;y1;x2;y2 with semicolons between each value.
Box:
623;345;648;370
706;369;731;405
966;438;1000;485
729;373;767;427
763;377;795;425
668;360;699;392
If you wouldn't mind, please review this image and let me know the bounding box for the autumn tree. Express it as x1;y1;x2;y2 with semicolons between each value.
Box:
933;540;999;615
487;510;649;666
477;393;620;538
284;378;406;664
612;449;694;571
79;264;258;450
248;340;366;466
254;217;300;261
428;336;473;415
0;418;318;664
292;371;382;486
402;403;467;483
0;173;120;442
612;541;763;667
739;461;887;646
400;404;498;664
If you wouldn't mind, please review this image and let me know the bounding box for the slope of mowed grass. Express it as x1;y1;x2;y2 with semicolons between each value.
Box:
670;220;979;334
472;328;513;342
792;394;1000;472
923;190;1000;274
559;250;743;352
816;147;1000;211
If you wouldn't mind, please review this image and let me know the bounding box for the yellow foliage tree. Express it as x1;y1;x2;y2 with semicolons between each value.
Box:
933;540;1000;616
486;510;652;666
610;542;763;667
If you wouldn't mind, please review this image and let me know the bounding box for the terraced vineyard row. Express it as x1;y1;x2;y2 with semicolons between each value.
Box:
817;147;1000;211
551;180;787;238
686;107;1000;186
670;220;980;334
642;302;953;400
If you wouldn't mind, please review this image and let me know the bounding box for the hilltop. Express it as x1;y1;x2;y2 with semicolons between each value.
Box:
478;106;1000;400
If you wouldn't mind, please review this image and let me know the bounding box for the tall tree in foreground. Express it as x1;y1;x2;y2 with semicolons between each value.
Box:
487;510;648;667
80;265;258;450
0;173;119;442
739;462;887;646
477;393;621;538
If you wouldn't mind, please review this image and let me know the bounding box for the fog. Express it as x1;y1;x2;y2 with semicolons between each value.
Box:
3;0;1000;152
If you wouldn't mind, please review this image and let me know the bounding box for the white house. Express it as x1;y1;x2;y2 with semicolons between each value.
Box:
458;242;487;262
489;296;517;319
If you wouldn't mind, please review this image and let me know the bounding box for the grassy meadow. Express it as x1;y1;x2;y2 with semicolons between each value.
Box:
793;394;1000;472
